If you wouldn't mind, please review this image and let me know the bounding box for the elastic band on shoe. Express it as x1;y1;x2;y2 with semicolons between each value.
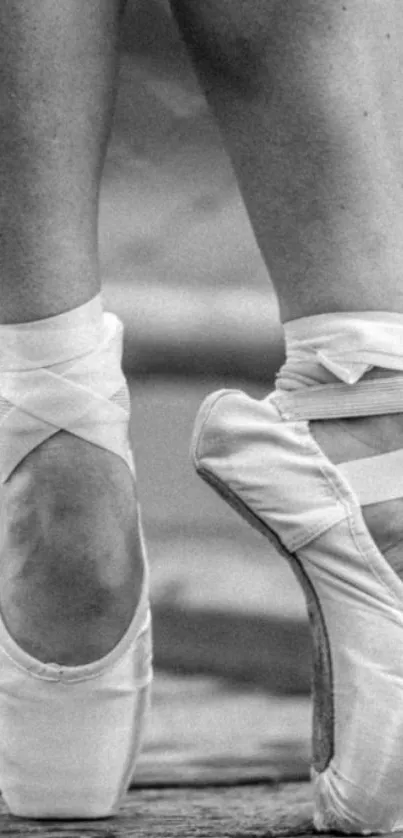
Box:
273;310;403;419
277;311;403;386
272;312;403;505
272;376;403;420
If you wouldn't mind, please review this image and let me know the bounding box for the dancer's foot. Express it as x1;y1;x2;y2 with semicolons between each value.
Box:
0;305;152;819
191;363;403;833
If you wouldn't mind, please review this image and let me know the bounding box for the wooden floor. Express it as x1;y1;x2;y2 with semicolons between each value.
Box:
0;783;314;837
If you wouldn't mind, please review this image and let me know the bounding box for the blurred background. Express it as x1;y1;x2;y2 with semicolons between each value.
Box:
101;0;285;381
98;0;312;781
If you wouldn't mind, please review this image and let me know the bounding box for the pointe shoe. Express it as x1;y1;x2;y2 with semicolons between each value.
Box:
0;305;153;819
192;377;403;834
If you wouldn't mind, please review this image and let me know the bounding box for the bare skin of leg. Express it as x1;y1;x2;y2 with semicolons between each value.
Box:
0;0;143;665
170;0;403;574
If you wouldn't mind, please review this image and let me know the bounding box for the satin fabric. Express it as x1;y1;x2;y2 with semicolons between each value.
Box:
0;295;153;818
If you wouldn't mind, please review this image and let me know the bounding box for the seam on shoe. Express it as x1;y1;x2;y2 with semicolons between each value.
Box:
191;389;243;468
274;419;355;552
286;509;349;553
114;682;152;805
347;507;403;618
0;607;153;684
302;420;361;511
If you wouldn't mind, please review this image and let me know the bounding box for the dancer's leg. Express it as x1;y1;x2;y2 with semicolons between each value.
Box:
172;0;403;567
171;0;403;320
0;0;142;666
0;0;124;322
181;2;403;830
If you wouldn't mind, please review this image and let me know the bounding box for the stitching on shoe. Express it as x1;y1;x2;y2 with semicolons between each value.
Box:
273;418;355;552
347;506;403;618
192;389;241;467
